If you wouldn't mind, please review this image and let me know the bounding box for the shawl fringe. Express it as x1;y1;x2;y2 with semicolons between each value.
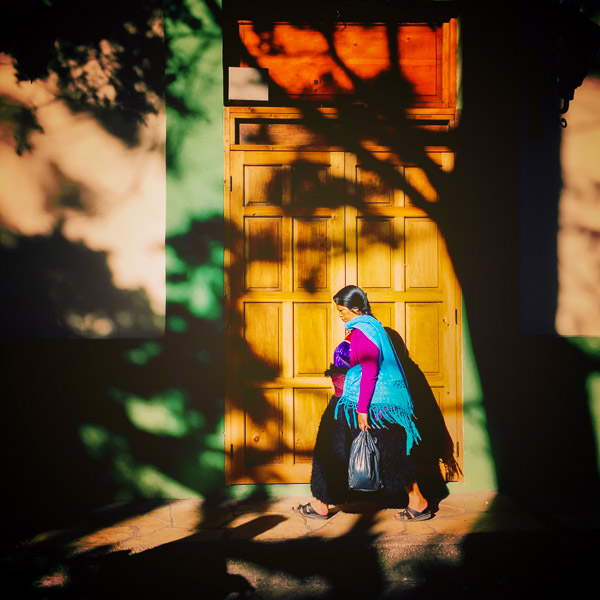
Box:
334;396;421;455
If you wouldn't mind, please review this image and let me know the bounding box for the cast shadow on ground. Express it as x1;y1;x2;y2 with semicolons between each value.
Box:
8;505;384;599
10;494;598;599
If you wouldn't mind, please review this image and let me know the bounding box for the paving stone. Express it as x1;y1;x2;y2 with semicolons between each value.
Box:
306;511;363;538
111;513;173;537
140;503;173;525
226;512;296;540
114;526;199;554
227;559;332;600
24;529;79;546
249;516;308;541
469;511;547;533
418;513;482;535
167;499;204;528
437;490;497;511
69;525;137;550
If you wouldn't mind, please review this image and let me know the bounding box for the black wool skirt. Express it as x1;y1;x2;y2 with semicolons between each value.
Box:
310;396;417;506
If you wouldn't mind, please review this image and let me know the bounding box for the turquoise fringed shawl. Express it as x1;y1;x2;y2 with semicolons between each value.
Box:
334;315;420;454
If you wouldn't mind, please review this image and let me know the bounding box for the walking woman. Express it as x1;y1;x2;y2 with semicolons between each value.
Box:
293;285;431;521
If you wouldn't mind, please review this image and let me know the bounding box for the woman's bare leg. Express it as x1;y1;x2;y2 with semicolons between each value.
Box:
407;481;428;511
308;498;329;515
395;481;428;520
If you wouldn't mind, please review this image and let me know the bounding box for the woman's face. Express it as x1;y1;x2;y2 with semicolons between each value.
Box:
335;304;362;323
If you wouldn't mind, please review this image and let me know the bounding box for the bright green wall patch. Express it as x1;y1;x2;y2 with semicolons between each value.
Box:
228;484;312;500
166;245;186;275
568;337;600;356
82;424;202;499
167;314;188;333
568;338;600;472
198;449;224;470
204;417;226;450
189;265;223;319
165;18;224;232
133;465;201;498
124;341;162;365
456;304;497;492
124;391;204;437
586;372;600;468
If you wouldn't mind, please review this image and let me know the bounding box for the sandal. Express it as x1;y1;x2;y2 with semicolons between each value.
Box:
395;506;432;522
292;503;330;520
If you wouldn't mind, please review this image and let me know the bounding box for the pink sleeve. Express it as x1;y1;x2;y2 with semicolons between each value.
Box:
349;329;380;413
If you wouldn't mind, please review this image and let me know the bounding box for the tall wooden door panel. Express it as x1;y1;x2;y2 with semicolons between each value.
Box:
227;151;345;483
226;149;462;484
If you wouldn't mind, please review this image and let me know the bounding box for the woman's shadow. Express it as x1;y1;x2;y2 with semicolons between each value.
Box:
385;327;462;511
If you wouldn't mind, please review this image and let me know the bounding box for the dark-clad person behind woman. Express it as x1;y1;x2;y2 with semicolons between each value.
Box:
293;285;431;521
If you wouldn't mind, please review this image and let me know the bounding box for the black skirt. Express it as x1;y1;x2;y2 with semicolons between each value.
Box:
310;396;417;506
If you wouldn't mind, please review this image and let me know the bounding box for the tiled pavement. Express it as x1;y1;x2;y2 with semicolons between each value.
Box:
7;491;600;599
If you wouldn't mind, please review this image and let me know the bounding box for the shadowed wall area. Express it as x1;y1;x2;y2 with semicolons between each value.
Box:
0;0;212;544
1;0;600;598
0;1;166;338
457;0;600;501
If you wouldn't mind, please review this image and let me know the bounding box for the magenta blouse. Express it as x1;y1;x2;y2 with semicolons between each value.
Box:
331;329;380;413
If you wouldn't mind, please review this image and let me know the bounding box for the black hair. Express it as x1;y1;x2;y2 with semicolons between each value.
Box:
333;285;373;316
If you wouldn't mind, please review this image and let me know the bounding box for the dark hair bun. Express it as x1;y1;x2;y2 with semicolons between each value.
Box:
333;285;372;316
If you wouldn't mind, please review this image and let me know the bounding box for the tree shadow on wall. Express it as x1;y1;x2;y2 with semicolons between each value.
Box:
0;0;164;148
0;224;162;338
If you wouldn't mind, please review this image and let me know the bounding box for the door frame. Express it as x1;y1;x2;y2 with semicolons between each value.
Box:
223;106;463;484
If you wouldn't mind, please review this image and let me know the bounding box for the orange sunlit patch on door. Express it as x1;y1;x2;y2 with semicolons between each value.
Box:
239;22;442;100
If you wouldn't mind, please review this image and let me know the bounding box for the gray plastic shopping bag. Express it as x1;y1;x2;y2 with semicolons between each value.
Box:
348;430;383;491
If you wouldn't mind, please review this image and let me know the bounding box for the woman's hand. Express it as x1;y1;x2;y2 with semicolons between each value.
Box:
357;412;370;431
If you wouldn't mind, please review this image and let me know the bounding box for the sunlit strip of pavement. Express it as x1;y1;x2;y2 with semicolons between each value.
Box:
13;491;600;598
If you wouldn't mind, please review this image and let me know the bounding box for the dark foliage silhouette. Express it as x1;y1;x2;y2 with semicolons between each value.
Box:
0;0;163;148
0;224;161;338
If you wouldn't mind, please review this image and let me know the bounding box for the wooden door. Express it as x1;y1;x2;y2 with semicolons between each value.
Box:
225;149;462;484
226;150;347;483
